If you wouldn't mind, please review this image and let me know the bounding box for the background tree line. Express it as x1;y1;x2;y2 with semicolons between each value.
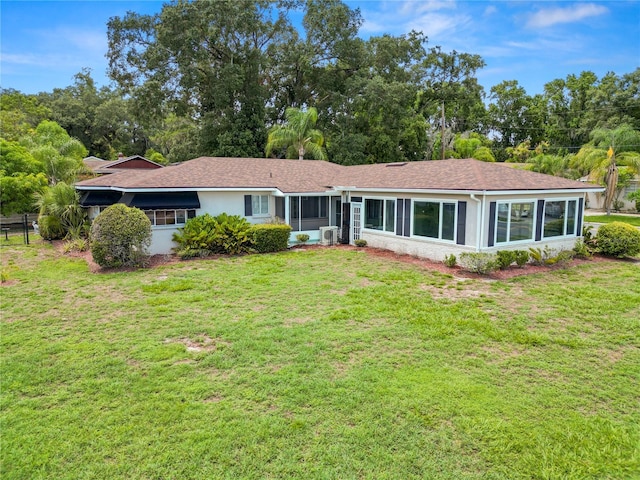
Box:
2;0;639;216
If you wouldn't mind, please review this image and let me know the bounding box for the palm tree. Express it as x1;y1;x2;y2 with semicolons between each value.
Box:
571;125;640;214
265;107;327;160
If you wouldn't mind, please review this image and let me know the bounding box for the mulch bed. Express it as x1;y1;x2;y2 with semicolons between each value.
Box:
51;240;629;280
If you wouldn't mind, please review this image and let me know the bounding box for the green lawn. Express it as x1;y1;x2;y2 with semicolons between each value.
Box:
585;214;640;226
2;241;639;479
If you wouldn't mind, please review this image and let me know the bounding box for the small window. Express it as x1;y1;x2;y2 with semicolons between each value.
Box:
143;209;196;226
251;195;269;216
543;199;578;238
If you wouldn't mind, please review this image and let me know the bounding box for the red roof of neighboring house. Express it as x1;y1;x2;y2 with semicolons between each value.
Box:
83;155;163;174
76;157;602;193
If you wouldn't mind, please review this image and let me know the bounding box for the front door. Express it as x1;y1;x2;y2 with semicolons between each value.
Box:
350;202;362;244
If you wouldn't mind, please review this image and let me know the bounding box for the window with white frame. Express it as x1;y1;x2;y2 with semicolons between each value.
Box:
144;209;196;226
251;195;269;216
412;200;456;241
364;198;395;232
543;199;578;238
496;201;535;243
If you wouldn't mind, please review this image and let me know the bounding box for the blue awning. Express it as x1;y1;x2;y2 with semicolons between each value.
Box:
121;192;201;209
79;190;122;207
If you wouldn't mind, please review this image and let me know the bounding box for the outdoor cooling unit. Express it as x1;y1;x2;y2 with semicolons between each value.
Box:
319;226;339;246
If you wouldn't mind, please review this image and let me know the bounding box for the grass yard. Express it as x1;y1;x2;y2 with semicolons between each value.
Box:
1;241;639;479
585;214;640;226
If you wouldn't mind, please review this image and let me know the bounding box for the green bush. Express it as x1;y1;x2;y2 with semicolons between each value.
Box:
514;250;530;267
443;254;457;268
459;252;498;275
596;222;640;258
252;224;292;253
573;239;592;259
208;213;253;255
354;239;367;247
295;233;310;244
496;250;517;269
173;213;254;256
90;204;151;268
627;190;640;213
37;215;65;240
528;246;553;266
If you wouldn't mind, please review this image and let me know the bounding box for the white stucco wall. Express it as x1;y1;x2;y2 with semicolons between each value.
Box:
356;191;587;262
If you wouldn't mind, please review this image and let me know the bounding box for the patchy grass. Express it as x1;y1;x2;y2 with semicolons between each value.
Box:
1;242;639;479
585;214;640;226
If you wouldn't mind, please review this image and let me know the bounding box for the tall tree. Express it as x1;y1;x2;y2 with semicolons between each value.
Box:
266;107;326;160
108;0;293;159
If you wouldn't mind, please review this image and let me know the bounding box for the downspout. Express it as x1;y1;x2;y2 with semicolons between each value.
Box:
469;193;484;252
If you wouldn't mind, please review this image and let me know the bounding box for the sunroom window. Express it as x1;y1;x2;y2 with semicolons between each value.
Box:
543;199;578;238
496;202;534;243
364;198;395;232
413;200;455;241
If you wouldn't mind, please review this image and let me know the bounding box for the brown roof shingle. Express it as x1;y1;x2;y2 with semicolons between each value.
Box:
76;157;600;193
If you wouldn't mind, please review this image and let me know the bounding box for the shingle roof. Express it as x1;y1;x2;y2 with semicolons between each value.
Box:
341;159;599;191
76;157;601;193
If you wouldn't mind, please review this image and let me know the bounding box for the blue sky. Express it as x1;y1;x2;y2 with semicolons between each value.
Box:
1;1;639;97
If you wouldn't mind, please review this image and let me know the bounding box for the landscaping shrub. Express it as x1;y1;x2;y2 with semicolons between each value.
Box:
573;239;592;259
252;224;292;253
459;252;498;274
514;250;529;267
173;213;255;256
496;250;517;269
295;233;310;245
208;213;253;255
627;190;640;213
596;221;640;258
528;246;553;266
443;254;457;268
355;239;367;247
37;214;65;240
90;204;151;268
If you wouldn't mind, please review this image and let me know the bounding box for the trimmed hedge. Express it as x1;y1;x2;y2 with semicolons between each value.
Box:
596;221;640;258
90;204;151;268
251;224;292;253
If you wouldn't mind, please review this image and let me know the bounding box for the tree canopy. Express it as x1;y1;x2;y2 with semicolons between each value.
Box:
1;0;639;214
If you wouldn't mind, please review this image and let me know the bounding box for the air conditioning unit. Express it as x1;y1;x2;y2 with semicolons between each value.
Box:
319;226;339;246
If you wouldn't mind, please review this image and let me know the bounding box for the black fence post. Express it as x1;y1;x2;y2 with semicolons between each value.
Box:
23;214;29;245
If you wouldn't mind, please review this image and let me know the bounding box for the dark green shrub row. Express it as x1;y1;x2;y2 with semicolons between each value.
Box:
173;214;292;258
252;224;292;253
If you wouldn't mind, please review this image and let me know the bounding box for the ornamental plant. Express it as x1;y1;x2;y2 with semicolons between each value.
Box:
90;204;151;268
596;221;640;258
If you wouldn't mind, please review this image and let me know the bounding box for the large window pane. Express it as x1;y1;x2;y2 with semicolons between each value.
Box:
442;203;455;241
509;202;534;241
385;199;395;232
413;201;439;238
365;199;383;230
544;201;566;237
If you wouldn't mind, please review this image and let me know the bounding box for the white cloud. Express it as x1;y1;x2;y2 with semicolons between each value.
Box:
406;12;473;39
526;3;608;28
483;5;497;17
398;0;457;16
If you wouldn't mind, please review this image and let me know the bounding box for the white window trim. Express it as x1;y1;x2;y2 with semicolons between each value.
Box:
410;198;457;243
542;198;579;239
362;196;396;235
495;200;537;245
251;195;270;217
